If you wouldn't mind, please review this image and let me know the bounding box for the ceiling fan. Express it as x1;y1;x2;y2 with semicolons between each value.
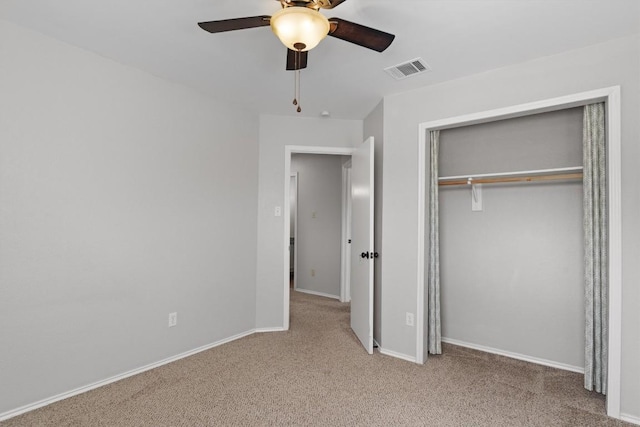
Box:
198;0;395;70
198;0;395;112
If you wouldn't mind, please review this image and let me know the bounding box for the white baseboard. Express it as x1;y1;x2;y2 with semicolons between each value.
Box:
441;337;584;374
0;329;257;422
294;288;340;300
379;347;417;363
621;413;640;425
254;327;286;333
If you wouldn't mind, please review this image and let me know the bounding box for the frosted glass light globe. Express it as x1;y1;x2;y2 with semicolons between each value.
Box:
270;7;330;52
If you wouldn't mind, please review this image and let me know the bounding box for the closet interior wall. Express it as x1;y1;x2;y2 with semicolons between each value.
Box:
438;107;585;370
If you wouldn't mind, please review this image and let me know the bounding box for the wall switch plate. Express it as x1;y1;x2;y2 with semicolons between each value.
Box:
168;312;177;328
406;312;414;327
274;206;282;217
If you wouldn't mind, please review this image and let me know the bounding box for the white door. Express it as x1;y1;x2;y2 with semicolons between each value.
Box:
350;137;374;354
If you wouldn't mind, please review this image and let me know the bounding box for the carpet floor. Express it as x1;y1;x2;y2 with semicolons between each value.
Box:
2;291;630;426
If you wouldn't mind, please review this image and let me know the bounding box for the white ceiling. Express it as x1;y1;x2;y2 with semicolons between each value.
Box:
1;0;638;119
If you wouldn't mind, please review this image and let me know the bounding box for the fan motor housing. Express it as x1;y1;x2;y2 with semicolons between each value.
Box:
280;0;347;10
280;0;319;10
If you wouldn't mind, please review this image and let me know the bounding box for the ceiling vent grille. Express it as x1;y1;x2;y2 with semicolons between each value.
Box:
384;58;431;80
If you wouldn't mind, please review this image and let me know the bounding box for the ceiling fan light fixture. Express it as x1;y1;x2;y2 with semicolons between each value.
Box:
270;7;330;52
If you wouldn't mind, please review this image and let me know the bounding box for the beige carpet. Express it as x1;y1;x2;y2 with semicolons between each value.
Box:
2;291;630;426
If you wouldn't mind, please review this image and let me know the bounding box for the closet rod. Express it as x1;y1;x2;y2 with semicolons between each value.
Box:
438;172;583;186
438;166;583;187
439;166;582;181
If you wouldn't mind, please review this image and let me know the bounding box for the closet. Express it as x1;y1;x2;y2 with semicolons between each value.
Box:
437;107;585;371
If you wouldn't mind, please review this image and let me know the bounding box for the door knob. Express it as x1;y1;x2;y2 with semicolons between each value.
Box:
361;252;370;259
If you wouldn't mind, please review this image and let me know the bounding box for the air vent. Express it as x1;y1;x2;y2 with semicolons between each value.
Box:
384;58;431;80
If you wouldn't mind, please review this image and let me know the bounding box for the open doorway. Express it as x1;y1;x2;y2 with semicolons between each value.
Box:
283;147;355;333
284;140;376;355
289;153;351;301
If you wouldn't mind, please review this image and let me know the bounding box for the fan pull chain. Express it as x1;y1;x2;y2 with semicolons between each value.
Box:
292;50;298;107
292;48;302;113
296;69;301;113
292;62;298;106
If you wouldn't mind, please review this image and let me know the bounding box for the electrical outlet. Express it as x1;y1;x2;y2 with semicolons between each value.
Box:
168;312;177;328
406;312;414;327
311;269;315;277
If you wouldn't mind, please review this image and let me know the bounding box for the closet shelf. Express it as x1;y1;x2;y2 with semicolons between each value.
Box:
438;166;583;187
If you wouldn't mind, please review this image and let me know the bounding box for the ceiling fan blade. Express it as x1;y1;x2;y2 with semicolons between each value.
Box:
328;18;395;52
198;16;270;33
317;0;348;9
286;49;308;71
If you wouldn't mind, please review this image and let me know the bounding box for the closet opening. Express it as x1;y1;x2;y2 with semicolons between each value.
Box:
437;107;585;374
416;87;622;418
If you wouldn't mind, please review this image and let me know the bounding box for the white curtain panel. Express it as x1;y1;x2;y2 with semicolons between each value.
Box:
583;102;608;394
428;130;442;355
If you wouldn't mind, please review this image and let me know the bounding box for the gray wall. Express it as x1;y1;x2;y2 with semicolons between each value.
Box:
381;34;640;418
363;101;384;345
291;154;345;298
255;116;363;328
0;21;259;414
439;108;584;368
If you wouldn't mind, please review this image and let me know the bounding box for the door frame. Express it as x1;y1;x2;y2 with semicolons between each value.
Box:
416;86;622;418
290;173;299;290
283;146;356;330
340;160;353;303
